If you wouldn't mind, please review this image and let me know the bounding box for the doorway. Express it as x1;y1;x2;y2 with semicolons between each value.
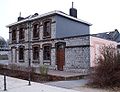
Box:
56;42;65;71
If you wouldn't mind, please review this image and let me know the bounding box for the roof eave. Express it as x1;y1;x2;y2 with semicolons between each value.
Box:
6;10;92;28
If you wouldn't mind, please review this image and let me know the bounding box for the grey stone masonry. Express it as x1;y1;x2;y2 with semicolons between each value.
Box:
8;14;90;73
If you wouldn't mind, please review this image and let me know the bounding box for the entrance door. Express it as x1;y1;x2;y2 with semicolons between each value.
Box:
56;43;65;71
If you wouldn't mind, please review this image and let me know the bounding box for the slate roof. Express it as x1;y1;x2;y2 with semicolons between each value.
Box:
92;29;120;42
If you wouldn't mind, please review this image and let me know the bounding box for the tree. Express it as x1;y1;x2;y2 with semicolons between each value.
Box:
89;45;120;88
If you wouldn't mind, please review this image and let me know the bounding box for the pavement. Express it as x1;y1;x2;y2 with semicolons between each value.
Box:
0;75;81;92
44;79;118;92
0;74;118;92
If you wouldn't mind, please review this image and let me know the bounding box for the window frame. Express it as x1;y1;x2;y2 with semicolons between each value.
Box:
32;45;40;63
19;28;24;42
43;20;51;38
12;29;16;43
43;44;51;60
33;23;39;39
19;46;25;62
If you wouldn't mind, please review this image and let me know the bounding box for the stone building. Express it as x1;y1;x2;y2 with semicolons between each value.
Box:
90;29;120;67
7;6;92;73
0;36;9;65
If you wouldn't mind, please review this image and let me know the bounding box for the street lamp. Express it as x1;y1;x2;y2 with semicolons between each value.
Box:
3;65;7;91
28;22;31;86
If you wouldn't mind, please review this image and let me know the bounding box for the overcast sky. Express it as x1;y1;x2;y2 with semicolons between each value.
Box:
1;0;120;40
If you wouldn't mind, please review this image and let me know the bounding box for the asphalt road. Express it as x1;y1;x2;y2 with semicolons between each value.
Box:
44;79;88;89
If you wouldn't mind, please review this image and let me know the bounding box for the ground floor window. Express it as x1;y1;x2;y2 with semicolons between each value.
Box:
33;45;39;60
19;46;24;62
43;45;51;60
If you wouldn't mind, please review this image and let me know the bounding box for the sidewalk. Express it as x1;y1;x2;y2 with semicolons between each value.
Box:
0;75;81;92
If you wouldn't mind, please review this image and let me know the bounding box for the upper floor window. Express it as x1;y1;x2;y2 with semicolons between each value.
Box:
19;46;24;62
19;28;24;41
33;24;39;39
43;21;51;38
33;45;39;60
43;45;51;60
12;30;16;43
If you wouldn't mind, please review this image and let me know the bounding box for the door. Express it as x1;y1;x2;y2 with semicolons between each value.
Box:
56;43;65;71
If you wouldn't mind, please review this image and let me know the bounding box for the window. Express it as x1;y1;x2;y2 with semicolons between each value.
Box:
19;46;24;62
33;24;39;38
19;28;24;41
43;21;51;38
43;45;51;60
117;45;120;48
12;30;16;42
33;46;39;60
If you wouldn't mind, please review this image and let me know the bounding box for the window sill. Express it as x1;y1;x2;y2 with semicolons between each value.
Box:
32;37;39;40
43;36;51;39
19;39;25;42
32;60;40;63
12;40;17;43
19;60;24;62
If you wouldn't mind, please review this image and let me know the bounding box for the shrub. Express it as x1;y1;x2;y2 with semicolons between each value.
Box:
89;45;120;88
40;65;48;76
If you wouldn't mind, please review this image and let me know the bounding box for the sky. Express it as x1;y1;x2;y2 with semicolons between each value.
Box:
0;0;120;40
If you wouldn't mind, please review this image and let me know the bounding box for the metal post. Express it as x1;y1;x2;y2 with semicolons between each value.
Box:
28;58;31;86
28;22;31;86
4;71;7;91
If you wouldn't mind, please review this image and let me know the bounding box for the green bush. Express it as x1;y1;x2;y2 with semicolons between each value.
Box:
39;65;48;76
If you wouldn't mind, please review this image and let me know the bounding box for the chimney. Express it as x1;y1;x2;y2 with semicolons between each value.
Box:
69;2;77;18
17;12;24;21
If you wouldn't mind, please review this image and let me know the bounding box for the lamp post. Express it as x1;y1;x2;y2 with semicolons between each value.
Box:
3;65;7;91
4;72;7;91
28;22;31;86
28;58;31;86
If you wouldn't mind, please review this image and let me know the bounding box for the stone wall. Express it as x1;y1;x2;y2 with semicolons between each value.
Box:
63;36;90;73
9;15;90;73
